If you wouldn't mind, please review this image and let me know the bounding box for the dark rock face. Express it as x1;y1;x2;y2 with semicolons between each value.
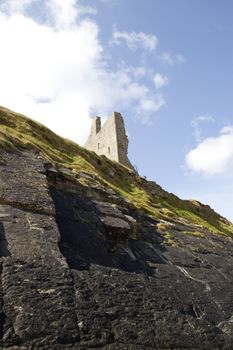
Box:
0;150;233;349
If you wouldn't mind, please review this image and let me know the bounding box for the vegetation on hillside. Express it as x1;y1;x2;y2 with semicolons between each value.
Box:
0;105;232;237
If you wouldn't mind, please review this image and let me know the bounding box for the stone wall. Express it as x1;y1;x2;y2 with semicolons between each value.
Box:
85;112;135;171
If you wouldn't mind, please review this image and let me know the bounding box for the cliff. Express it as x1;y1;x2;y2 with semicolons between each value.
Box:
0;105;233;349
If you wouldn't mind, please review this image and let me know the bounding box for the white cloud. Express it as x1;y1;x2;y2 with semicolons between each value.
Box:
0;10;101;143
112;27;158;51
0;0;165;144
191;115;215;143
185;126;233;175
128;66;146;78
153;73;168;89
46;0;97;29
46;0;79;28
161;52;185;65
139;95;165;113
0;0;34;14
137;95;165;124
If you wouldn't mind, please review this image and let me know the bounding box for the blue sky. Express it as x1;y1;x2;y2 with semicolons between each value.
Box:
0;0;233;221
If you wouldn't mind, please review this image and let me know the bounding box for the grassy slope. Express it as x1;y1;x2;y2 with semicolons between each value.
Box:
0;105;232;237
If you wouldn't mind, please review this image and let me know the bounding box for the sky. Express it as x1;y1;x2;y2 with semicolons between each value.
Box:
0;0;233;221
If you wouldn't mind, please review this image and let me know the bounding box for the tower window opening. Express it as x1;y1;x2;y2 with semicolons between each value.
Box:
108;146;111;154
98;143;100;150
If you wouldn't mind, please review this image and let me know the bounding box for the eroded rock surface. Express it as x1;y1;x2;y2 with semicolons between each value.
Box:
0;150;233;349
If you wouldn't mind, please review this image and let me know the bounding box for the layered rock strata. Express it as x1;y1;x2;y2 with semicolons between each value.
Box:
0;150;233;349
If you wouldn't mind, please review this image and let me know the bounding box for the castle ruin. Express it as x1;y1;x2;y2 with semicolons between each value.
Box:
85;112;135;171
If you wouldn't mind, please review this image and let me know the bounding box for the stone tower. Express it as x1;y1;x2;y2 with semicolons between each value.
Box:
85;112;135;171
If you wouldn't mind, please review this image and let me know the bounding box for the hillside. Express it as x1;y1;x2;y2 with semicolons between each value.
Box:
0;105;232;239
0;105;233;349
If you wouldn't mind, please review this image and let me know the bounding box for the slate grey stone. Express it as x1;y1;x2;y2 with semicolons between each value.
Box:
0;149;233;349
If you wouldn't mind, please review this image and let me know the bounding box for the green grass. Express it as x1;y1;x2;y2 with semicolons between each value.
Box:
163;232;176;246
181;230;206;238
1;105;233;237
157;222;171;232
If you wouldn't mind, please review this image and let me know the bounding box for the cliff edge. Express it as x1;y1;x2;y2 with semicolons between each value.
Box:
0;106;233;349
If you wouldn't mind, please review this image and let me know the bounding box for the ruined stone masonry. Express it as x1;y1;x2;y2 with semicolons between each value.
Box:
84;112;135;171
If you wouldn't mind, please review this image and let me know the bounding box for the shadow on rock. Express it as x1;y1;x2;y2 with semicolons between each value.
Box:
0;221;10;257
49;186;166;277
